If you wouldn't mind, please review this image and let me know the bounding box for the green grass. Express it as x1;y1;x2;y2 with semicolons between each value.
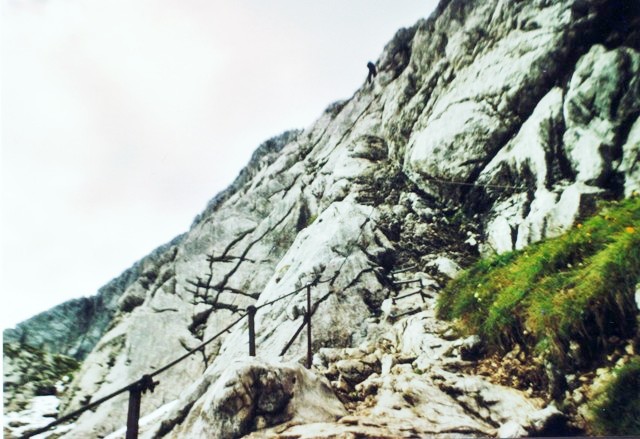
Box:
437;196;640;362
3;343;80;398
589;357;640;435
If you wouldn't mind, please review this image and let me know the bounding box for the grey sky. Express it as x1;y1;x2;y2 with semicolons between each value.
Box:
1;0;438;329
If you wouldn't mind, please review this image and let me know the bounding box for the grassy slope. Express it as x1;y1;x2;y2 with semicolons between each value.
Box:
438;195;640;359
437;195;640;433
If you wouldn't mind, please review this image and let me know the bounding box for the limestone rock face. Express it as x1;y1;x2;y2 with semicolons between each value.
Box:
5;0;640;438
162;359;346;438
3;343;78;413
563;45;640;183
476;42;640;254
621;117;640;197
3;237;184;360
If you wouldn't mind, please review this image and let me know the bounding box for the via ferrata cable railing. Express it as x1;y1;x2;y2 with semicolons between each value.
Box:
20;206;377;439
18;313;248;439
423;174;529;191
19;284;314;439
19;171;528;439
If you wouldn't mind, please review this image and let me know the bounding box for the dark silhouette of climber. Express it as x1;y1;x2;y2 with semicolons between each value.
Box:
367;61;377;84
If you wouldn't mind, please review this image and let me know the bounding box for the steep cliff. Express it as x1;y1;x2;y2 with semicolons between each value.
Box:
5;0;640;437
3;237;184;360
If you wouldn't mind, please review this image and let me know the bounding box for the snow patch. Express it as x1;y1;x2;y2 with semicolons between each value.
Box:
3;395;75;439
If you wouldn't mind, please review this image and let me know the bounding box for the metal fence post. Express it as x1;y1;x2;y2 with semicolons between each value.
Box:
306;284;312;369
126;375;158;439
247;305;257;356
126;386;142;439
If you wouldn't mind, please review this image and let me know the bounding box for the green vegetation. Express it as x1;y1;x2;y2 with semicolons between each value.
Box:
589;357;640;435
306;213;318;228
4;343;80;411
437;196;640;363
4;343;80;379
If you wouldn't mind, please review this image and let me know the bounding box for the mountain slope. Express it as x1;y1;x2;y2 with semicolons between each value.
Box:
3;236;184;360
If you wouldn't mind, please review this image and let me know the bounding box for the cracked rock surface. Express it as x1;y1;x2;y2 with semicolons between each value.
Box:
285;269;562;439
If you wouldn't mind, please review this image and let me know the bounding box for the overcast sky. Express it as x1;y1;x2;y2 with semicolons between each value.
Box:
1;0;437;329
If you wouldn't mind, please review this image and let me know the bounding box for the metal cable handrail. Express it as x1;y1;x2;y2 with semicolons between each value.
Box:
424;174;529;190
19;205;377;439
19;313;248;439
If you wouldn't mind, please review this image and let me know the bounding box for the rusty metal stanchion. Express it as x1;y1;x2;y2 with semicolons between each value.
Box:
305;284;312;369
247;305;257;357
126;388;141;439
126;375;158;439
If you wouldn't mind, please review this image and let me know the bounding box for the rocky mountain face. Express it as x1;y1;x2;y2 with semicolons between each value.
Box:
3;343;78;412
3;237;184;361
5;0;640;437
2;130;299;362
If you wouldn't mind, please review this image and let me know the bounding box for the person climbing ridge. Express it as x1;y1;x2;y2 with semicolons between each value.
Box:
367;61;377;84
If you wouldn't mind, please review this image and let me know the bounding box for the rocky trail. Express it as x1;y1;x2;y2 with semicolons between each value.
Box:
243;267;563;438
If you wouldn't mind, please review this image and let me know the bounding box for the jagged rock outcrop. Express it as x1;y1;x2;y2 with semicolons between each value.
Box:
3;237;184;360
3;343;78;413
161;359;346;438
4;0;640;438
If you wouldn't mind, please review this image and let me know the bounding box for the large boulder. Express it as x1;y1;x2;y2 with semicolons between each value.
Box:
155;359;346;438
